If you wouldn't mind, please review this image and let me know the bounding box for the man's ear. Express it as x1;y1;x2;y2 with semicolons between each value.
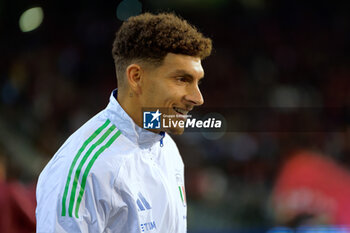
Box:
126;64;143;94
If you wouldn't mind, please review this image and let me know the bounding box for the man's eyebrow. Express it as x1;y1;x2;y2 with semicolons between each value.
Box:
169;69;205;79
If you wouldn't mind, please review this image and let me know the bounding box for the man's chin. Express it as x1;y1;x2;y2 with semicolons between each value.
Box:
164;127;185;135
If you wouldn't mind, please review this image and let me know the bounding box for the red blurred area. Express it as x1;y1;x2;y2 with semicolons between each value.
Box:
0;181;36;233
272;150;350;225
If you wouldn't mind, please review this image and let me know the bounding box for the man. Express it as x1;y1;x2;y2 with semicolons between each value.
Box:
36;12;212;232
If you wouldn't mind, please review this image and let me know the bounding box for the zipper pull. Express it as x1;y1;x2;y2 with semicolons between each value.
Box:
159;131;165;147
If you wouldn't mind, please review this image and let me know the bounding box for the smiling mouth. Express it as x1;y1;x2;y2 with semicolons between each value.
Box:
173;107;188;116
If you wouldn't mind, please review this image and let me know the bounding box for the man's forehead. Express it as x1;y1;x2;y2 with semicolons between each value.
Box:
162;53;204;77
163;53;201;64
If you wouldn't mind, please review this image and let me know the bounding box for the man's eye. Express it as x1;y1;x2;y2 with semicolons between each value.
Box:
176;77;187;83
198;79;203;85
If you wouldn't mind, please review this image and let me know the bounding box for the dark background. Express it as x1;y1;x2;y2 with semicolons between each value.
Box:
1;0;350;232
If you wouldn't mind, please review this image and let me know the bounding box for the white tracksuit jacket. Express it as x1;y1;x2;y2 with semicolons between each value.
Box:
36;90;187;233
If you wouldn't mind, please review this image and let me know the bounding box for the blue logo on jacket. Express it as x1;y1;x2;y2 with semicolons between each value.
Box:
136;192;151;211
141;221;157;232
137;192;157;231
143;110;161;129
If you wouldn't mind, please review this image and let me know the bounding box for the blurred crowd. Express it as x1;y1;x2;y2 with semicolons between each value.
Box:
1;1;350;232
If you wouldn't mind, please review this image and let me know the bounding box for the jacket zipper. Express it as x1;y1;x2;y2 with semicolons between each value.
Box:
159;131;165;147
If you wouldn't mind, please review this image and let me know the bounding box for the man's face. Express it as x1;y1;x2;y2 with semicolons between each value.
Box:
140;53;204;134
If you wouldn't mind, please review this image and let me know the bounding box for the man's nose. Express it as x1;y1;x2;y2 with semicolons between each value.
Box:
184;85;204;106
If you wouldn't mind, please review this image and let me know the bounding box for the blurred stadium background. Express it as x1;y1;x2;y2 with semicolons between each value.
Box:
1;0;350;232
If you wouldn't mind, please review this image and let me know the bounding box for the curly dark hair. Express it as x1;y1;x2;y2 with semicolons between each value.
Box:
112;12;212;84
